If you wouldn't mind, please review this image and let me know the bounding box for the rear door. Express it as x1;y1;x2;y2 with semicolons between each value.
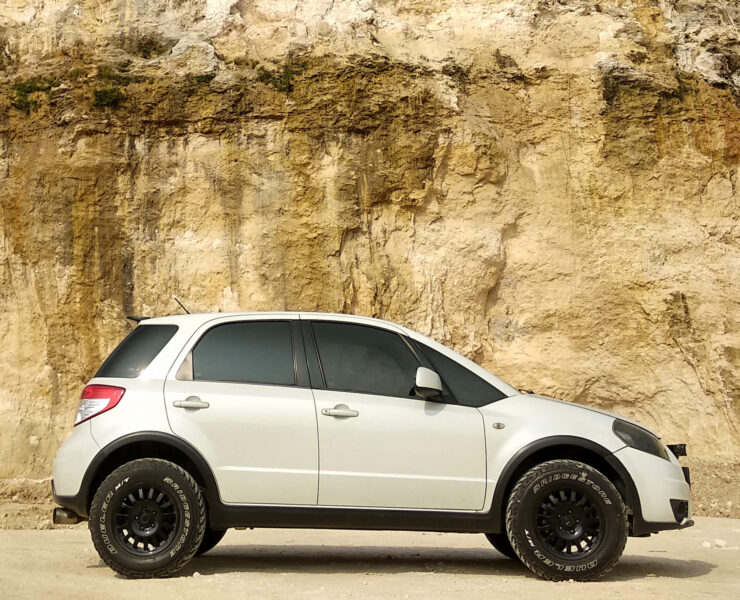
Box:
164;316;319;505
307;318;487;511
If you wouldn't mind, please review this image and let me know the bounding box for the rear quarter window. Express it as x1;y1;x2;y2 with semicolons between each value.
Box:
95;324;178;378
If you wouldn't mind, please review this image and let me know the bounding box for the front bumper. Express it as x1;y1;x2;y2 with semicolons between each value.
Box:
613;445;693;536
633;516;694;536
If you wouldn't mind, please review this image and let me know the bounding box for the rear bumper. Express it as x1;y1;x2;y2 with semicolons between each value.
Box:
51;480;88;522
52;420;99;499
51;419;99;522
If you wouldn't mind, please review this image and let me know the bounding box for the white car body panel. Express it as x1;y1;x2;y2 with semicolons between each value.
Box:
52;311;691;533
614;446;691;522
88;377;173;449
314;388;486;510
521;394;663;438
164;378;318;505
476;394;627;511
161;313;319;505
53;376;175;497
51;420;99;497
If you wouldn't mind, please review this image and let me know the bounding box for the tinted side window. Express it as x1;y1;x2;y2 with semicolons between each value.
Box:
312;322;420;398
418;344;506;407
96;325;178;378
192;321;295;385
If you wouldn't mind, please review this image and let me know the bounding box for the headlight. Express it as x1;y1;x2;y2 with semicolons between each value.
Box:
612;420;669;461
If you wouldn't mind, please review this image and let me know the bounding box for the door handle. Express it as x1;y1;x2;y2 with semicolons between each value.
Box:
321;404;359;418
173;396;210;410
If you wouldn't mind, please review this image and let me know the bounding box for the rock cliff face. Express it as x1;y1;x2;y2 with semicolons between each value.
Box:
0;1;738;521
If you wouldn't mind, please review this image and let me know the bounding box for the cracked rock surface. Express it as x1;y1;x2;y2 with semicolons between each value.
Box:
0;1;738;522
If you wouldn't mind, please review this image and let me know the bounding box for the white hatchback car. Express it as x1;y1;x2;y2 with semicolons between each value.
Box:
52;312;692;581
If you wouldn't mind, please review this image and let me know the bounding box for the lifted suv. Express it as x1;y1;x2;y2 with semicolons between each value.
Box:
52;312;692;580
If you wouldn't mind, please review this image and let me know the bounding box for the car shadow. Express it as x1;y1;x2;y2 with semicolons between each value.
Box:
185;545;530;577
181;545;716;581
609;555;716;581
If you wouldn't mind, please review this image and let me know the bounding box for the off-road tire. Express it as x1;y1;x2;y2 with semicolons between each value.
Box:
89;458;206;578
195;526;227;556
505;459;627;581
484;532;519;560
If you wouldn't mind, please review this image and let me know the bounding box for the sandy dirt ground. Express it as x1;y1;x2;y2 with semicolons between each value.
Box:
0;517;738;599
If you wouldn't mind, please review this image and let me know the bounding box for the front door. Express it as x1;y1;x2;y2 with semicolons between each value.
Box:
309;320;487;511
164;317;318;505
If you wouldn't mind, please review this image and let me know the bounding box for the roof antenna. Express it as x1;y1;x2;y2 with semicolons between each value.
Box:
173;296;191;314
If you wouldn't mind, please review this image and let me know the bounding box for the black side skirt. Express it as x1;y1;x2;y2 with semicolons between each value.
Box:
209;504;500;533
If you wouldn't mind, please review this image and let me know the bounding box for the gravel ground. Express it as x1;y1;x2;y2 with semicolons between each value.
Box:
0;517;738;599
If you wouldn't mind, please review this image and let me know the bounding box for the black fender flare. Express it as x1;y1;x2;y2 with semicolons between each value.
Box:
487;435;643;532
58;431;221;519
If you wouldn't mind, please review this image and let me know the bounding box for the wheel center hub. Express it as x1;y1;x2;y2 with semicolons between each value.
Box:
559;522;584;540
128;499;163;537
115;484;180;557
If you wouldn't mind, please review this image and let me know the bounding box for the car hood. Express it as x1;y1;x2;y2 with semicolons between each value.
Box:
516;393;662;438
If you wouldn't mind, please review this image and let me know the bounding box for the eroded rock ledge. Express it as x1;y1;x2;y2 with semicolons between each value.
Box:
0;3;737;510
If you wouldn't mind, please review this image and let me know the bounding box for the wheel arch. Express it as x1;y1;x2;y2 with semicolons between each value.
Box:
489;436;642;533
79;432;221;519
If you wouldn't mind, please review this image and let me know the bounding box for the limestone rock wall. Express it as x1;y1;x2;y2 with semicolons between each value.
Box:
0;1;738;493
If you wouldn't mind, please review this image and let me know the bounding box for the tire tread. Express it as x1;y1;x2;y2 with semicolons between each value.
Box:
89;458;206;579
505;459;627;581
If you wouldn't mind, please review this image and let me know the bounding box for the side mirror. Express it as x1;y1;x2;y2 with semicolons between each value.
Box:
414;367;443;400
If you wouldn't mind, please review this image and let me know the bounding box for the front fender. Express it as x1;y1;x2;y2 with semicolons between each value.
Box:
478;395;639;532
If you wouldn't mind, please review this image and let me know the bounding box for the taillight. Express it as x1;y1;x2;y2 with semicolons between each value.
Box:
74;385;125;426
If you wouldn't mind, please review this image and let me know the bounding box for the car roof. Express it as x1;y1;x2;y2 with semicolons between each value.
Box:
141;312;409;332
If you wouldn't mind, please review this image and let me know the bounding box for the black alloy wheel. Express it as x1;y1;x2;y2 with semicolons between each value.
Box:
535;487;603;557
89;458;206;578
114;485;179;556
505;459;628;581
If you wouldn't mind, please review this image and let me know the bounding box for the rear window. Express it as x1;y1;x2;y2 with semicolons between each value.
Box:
95;325;178;378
